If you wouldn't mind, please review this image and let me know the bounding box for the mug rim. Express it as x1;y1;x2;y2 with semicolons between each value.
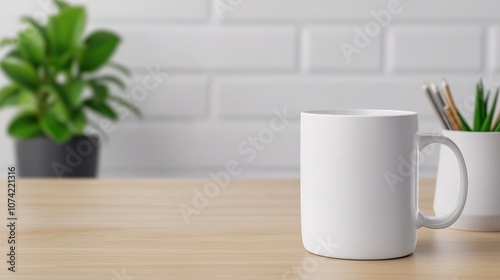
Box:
302;109;418;118
443;129;500;135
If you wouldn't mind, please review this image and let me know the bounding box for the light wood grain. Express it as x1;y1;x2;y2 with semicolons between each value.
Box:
0;179;499;279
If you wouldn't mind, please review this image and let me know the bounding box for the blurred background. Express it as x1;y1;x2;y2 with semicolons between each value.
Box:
0;0;498;178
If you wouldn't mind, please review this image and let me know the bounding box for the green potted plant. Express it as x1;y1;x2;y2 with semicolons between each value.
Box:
434;79;500;231
0;0;140;178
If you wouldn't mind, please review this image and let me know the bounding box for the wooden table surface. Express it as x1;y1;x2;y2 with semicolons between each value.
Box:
0;179;499;279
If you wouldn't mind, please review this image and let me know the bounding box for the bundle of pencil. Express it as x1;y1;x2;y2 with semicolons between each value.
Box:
423;79;500;131
422;80;461;130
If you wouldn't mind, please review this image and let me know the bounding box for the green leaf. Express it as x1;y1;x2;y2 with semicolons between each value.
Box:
69;109;86;134
44;85;71;121
481;89;499;131
483;90;490;122
474;81;485;131
52;100;70;121
47;52;72;70
54;0;71;10
89;83;109;103
0;56;40;90
39;114;72;143
47;6;86;55
0;86;37;109
0;85;21;108
484;92;489;116
21;16;48;44
457;110;471;132
494;117;500;131
8;112;41;139
5;49;22;59
106;61;131;77
0;37;17;49
18;25;46;65
84;99;118;120
79;31;120;72
108;95;142;118
493;110;500;132
90;75;126;90
64;80;86;108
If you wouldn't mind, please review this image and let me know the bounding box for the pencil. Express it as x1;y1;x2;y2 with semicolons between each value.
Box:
442;80;462;130
430;82;454;129
444;106;461;130
423;83;452;129
431;83;446;108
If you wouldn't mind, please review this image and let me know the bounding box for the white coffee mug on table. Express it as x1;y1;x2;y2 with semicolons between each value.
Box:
300;109;468;260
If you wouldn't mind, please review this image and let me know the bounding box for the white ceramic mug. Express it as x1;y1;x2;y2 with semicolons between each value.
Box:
300;109;468;260
435;130;500;231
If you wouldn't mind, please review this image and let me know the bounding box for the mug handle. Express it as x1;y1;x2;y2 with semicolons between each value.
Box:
413;133;468;229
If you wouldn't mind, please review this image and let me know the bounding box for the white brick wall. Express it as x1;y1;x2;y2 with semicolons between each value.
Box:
302;26;381;71
387;26;482;71
131;75;208;118
0;0;497;178
113;26;296;70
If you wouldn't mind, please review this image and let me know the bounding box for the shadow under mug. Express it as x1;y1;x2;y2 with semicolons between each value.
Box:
300;109;468;260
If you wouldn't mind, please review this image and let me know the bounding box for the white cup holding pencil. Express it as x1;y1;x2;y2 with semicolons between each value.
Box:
425;79;500;231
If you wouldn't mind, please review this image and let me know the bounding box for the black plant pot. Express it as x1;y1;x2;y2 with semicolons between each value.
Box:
16;136;100;178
